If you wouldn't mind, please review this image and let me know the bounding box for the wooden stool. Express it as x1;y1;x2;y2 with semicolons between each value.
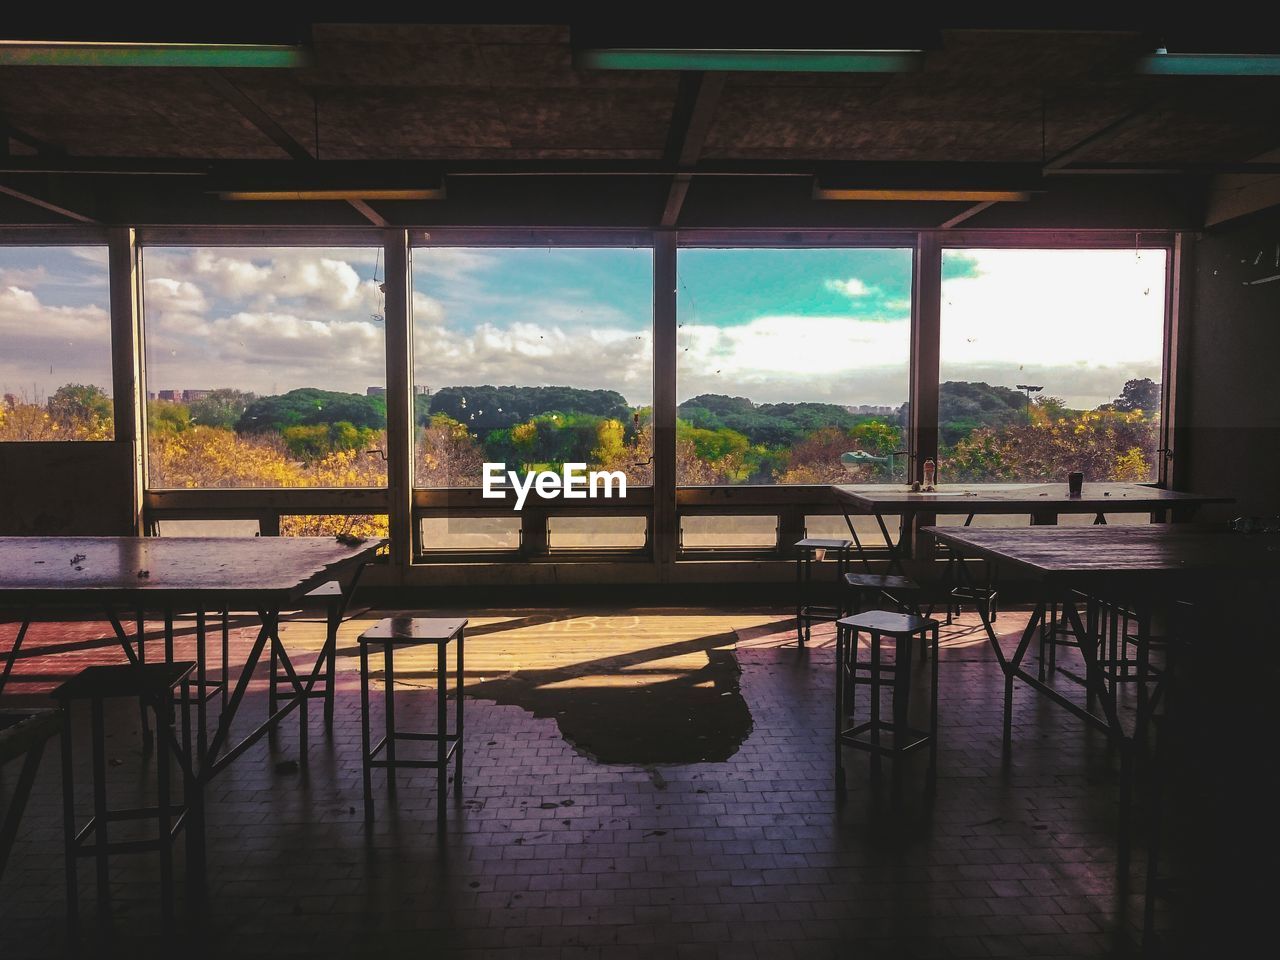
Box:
359;617;466;831
269;580;345;750
835;611;939;804
52;662;194;936
794;538;853;646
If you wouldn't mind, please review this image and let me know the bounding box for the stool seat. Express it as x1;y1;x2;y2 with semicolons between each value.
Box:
359;617;467;645
843;573;919;593
51;662;194;702
795;538;854;551
838;610;937;636
304;579;343;600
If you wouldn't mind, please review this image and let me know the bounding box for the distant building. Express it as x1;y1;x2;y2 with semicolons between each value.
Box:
366;386;386;397
183;389;211;401
157;389;182;402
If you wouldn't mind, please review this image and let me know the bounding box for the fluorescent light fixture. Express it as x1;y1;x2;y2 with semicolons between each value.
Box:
576;47;922;73
814;187;1031;202
0;40;309;68
1136;52;1280;76
219;188;445;202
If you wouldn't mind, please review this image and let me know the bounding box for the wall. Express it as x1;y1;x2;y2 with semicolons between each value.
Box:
1185;208;1280;520
0;442;136;535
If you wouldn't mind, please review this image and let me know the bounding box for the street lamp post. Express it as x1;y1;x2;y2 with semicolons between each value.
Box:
1015;383;1043;422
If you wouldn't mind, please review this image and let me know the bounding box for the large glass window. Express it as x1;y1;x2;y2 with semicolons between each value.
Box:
938;248;1167;484
676;248;912;485
411;247;653;488
0;245;113;441
141;246;387;488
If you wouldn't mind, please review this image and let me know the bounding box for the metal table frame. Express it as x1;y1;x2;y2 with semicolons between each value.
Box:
831;482;1228;573
0;536;385;899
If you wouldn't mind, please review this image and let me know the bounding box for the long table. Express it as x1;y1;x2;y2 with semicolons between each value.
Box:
0;536;385;893
832;483;1229;571
922;524;1280;877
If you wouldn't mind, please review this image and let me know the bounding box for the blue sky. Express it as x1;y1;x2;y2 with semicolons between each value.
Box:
2;244;1166;412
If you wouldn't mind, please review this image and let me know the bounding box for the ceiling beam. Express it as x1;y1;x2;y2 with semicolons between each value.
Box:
0;181;98;222
660;71;726;227
200;71;387;226
1043;99;1161;172
938;199;998;229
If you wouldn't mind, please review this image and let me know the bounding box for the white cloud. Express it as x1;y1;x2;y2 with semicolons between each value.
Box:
824;277;877;298
0;285;113;397
939;249;1167;408
677;314;910;406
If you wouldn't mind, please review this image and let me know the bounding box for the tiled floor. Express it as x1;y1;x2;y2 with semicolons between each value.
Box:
0;607;1180;957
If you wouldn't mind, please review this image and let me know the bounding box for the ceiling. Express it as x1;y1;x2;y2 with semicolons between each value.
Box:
1;20;1278;229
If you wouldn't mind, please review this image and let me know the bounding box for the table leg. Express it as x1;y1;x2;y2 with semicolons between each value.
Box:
455;627;465;800
437;640;448;834
0;613;30;699
60;703;78;935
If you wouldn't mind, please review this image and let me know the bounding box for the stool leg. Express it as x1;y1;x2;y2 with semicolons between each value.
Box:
384;642;396;773
455;628;465;798
60;704;78;935
221;604;230;715
437;640;448;834
136;610;152;752
324;599;339;731
892;633;912;807
90;695;110;932
360;642;372;823
268;634;279;719
156;688;174;933
834;625;845;799
928;624;940;795
795;555;804;645
869;631;882;784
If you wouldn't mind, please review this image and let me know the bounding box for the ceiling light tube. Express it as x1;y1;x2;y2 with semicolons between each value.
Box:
813;187;1032;202
0;40;309;68
576;48;922;73
219;188;445;202
1136;53;1280;76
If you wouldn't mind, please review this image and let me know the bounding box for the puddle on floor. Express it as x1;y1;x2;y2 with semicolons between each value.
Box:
464;642;753;765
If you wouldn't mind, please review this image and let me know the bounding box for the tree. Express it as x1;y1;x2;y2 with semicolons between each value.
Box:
188;388;255;430
1109;378;1160;415
236;388;387;434
47;384;112;430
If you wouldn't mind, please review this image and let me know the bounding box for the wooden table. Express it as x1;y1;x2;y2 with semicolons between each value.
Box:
0;536;385;893
923;524;1280;876
832;483;1230;571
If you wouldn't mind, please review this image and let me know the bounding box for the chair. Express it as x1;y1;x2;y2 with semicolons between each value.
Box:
358;617;466;831
835;611;939;804
794;538;853;646
52;662;193;935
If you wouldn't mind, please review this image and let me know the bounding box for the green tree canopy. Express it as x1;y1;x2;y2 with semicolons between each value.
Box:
47;383;111;427
236;388;387;434
427;385;631;433
189;388;256;430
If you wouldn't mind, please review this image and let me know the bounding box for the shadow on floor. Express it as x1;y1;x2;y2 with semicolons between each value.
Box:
463;631;754;765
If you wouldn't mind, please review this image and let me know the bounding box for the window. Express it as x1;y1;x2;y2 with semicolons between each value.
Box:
681;515;778;550
547;516;647;551
419;516;521;552
675;248;913;486
411;246;653;488
938;248;1167;484
141;246;387;488
0;245;113;441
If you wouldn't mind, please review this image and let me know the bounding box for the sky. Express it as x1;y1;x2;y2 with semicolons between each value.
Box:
1;243;1167;412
